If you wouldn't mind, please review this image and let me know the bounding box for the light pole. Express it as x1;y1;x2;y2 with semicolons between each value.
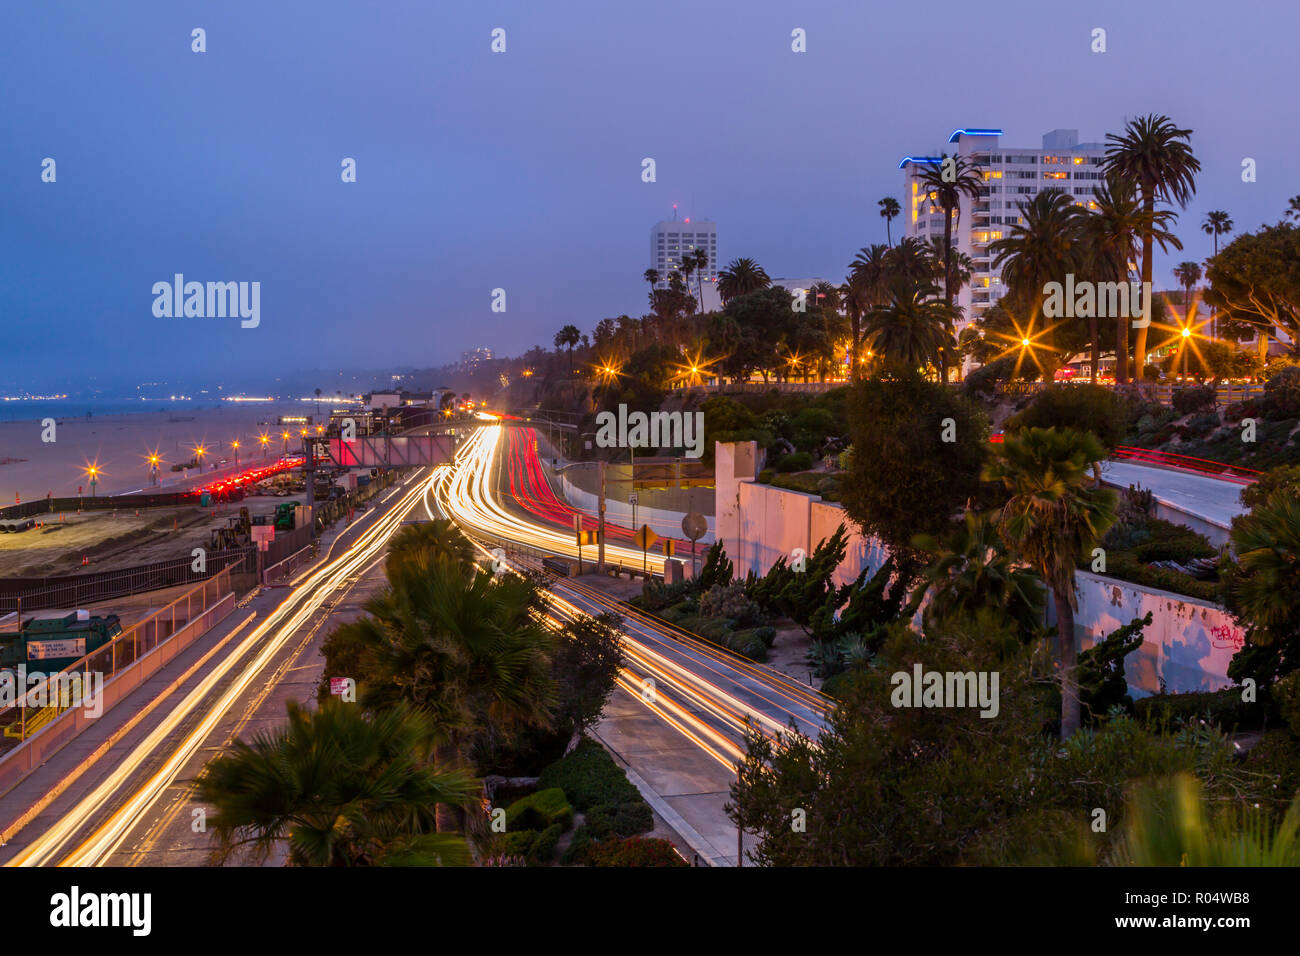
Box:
86;465;98;498
232;440;240;466
259;433;270;458
148;454;160;487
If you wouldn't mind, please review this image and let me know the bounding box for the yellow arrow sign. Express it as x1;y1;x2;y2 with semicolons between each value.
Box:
635;524;658;550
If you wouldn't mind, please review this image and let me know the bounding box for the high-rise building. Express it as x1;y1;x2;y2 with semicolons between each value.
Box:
899;128;1108;329
650;216;717;287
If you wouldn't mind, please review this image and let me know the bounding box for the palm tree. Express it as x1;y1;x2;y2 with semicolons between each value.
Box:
1224;493;1300;686
983;427;1117;738
386;518;476;576
861;277;952;372
883;236;935;286
1104;114;1201;377
717;257;770;304
197;700;479;866
916;154;985;381
691;248;709;312
1173;261;1202;306
910;512;1046;635
327;554;556;828
989;190;1087;378
1201;210;1233;256
1076;175;1179;383
843;244;891;379
553;324;581;373
877;196;901;246
314;387;322;415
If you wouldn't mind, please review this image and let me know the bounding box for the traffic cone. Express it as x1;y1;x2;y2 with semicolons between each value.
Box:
81;555;89;566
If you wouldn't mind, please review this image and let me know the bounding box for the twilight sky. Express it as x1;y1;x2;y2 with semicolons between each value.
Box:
2;0;1297;393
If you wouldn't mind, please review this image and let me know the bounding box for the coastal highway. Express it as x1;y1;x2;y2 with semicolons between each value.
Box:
0;468;430;867
428;422;833;768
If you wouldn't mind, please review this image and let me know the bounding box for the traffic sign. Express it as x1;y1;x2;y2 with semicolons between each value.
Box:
681;512;707;541
635;524;658;550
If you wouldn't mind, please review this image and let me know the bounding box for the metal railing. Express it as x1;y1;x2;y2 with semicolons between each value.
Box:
0;561;240;742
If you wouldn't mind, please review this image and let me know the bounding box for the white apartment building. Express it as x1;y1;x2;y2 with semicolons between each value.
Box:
650;217;718;287
899;128;1108;330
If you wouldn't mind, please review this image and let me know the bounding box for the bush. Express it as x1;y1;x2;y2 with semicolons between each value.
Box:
1183;411;1221;439
560;825;595;865
962;355;1019;399
1005;384;1130;451
1274;672;1300;737
585;801;654;840
1263;365;1300;419
1097;553;1218;601
537;738;642;812
505;787;574;832
1240;729;1300;815
585;837;688;867
1172;384;1216;415
1241;464;1300;511
773;451;813;473
1134;687;1265;732
699;581;763;626
527;823;564;864
491;830;537;858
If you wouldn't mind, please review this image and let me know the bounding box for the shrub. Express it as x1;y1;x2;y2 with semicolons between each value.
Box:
1263;365;1300;419
1097;553;1218;601
1240;729;1300;815
962;355;1019;399
1134;687;1265;732
527;823;564;865
1183;411;1221;439
491;830;537;858
504;787;573;832
585;837;688;867
1172;384;1216;415
560;825;595;865
699;581;763;626
1241;464;1300;511
1005;384;1129;451
723;628;770;662
537;738;642;811
757;468;775;484
1274;672;1300;737
773;451;813;473
585;801;654;840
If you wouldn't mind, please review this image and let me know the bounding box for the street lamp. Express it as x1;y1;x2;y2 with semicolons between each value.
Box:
194;444;207;472
85;463;99;498
259;433;270;457
147;453;161;486
232;439;240;466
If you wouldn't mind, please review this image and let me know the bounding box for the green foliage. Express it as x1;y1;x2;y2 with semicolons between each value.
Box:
810;556;915;647
1241;465;1300;511
527;824;564;865
585;837;688;867
550;613;625;740
1134;687;1265;732
773;451;813;473
962;355;1023;399
505;787;573;832
843;365;989;551
373;833;473;867
1273;672;1300;737
1077;613;1150;720
696;541;734;591
1005;384;1129;451
1225;494;1300;685
537;737;643;812
745;525;849;629
698;581;764;627
584;801;654;840
1172;384;1216;415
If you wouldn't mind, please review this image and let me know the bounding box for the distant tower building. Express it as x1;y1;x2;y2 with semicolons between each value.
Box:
900;128;1108;330
650;214;717;288
460;348;493;370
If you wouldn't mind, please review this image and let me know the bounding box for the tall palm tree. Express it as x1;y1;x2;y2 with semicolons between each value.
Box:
197;700;479;866
989;190;1086;377
878;196;901;246
916;154;985;381
1076;176;1179;383
883;236;936;286
861;277;952;372
843;244;891;379
1173;261;1202;306
717;257;770;304
553;324;581;373
983;427;1117;738
691;247;709;312
386;518;475;577
1224;493;1300;686
1104;114;1201;377
1201;210;1233;256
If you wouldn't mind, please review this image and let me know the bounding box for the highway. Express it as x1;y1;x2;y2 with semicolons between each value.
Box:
427;421;832;769
0;469;430;867
1101;459;1247;530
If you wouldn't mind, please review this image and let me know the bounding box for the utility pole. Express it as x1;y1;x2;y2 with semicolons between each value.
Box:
304;432;315;539
596;459;606;574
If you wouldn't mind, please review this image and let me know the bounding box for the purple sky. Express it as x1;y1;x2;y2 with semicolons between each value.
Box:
2;0;1297;392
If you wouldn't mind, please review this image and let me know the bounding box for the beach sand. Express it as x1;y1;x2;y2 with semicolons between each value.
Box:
0;402;339;502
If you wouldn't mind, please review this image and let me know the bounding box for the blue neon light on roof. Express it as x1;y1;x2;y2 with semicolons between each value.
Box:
948;128;1003;142
897;156;944;169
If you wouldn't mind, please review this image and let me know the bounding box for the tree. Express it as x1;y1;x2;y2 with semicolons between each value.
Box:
717;257;770;304
877;196;901;246
983;427;1117;738
1224;492;1300;687
691;247;709;312
1202;210;1233;256
843;245;891;380
916;154;984;381
385;518;476;577
1104;114;1201;376
197;700;479;866
1173;261;1202;305
554;324;581;373
841;363;989;553
910;512;1046;636
1204;223;1300;357
314;387;322;415
550;613;624;748
861;278;952;372
1077;175;1180;383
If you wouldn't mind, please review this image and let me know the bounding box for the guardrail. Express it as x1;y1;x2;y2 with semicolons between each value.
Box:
1109;446;1263;484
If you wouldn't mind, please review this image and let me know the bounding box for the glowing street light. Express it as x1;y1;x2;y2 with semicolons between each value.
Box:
147;452;161;486
259;433;270;457
232;439;240;465
85;463;100;497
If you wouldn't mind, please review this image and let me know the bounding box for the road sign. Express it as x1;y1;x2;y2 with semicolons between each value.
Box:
663;539;675;558
575;529;597;546
628;493;638;505
635;525;658;550
681;512;707;541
